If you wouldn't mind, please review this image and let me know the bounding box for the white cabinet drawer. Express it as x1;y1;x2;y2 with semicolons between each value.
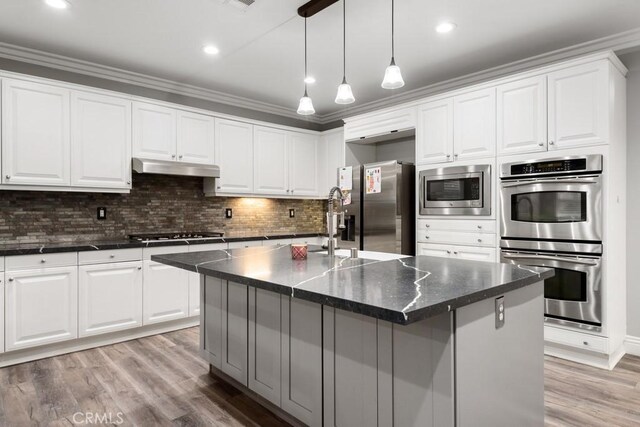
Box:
0;257;4;272
418;230;496;247
418;219;496;233
78;248;143;265
417;243;452;258
417;243;496;262
188;243;228;252
228;240;263;249
142;245;189;260
6;252;77;271
544;326;608;354
291;236;323;245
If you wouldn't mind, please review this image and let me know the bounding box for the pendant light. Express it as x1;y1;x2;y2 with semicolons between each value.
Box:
297;16;316;115
381;0;405;89
335;0;355;104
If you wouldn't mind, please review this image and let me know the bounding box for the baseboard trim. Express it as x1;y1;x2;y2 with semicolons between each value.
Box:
624;335;640;356
0;317;199;368
545;341;625;371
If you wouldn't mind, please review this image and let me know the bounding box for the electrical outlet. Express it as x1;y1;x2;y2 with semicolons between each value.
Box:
289;208;295;218
97;207;107;220
225;208;233;219
495;296;505;329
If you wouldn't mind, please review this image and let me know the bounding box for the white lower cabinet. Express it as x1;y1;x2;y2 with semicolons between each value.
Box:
143;260;189;325
323;307;378;427
417;243;496;262
220;281;248;385
202;276;224;367
79;261;143;337
5;266;78;351
248;287;282;406
281;296;323;427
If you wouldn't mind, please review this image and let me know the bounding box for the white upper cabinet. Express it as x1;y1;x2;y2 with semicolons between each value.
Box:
214;118;254;194
254;126;289;196
417;98;454;164
320;129;345;195
177;110;215;164
132;102;177;161
344;106;416;141
497;76;547;155
71;91;132;189
289;132;319;196
453;88;496;161
548;61;609;150
2;78;70;186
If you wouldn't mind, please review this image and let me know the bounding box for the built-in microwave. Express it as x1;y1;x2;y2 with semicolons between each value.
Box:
419;164;491;216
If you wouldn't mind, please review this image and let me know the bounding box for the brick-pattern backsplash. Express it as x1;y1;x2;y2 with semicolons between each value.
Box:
0;174;326;244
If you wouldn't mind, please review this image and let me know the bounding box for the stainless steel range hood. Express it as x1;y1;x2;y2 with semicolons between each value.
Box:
132;158;220;178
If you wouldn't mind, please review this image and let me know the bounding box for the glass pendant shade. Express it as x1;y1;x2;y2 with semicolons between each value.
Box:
381;58;405;89
335;79;355;104
297;92;315;115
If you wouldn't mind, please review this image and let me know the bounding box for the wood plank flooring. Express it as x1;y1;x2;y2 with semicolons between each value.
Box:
1;327;639;426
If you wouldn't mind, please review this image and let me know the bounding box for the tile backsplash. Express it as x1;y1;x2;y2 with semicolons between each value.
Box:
0;174;326;244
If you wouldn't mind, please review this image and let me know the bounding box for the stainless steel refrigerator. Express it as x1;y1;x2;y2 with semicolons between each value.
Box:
337;160;415;255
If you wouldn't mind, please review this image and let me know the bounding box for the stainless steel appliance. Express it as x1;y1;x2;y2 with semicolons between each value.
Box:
419;164;491;216
499;154;604;331
501;241;602;331
128;232;224;242
132;158;220;178
500;155;602;241
336;161;415;255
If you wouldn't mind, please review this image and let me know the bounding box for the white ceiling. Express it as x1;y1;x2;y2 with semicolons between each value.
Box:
1;0;640;120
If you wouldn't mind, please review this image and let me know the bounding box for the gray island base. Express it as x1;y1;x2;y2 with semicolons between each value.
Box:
152;245;554;427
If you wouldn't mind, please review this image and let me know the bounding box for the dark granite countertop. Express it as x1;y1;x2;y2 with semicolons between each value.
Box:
151;245;554;325
0;232;323;256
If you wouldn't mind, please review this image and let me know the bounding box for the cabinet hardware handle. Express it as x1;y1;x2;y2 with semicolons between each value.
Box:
425;224;430;228
217;186;221;190
453;251;458;255
286;189;290;193
138;266;142;270
171;154;176;159
477;239;482;243
179;155;183;159
110;254;115;258
549;141;555;145
538;142;544;146
127;180;131;185
41;259;46;263
477;225;482;229
9;278;14;282
446;250;451;254
5;175;10;179
454;153;459;157
425;236;430;239
446;154;451;158
583;341;588;346
291;190;294;193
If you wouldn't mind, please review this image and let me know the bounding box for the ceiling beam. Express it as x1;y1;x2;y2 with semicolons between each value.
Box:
297;0;339;18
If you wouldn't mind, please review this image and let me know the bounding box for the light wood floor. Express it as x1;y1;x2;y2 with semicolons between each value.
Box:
1;327;639;426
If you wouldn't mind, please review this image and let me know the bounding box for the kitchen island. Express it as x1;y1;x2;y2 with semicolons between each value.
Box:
153;245;553;427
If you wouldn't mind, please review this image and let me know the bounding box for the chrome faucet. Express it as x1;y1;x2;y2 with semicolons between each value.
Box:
327;186;346;256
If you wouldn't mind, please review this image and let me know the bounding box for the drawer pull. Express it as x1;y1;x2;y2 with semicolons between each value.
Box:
425;236;430;240
110;254;115;258
138;266;142;270
8;278;14;282
446;250;451;254
453;251;458;255
477;239;482;243
41;259;46;263
477;225;482;229
583;341;589;346
425;224;430;228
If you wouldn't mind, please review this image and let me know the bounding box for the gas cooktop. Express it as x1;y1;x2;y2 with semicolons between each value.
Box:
128;232;224;242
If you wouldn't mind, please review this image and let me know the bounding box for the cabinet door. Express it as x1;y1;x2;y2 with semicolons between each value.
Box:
323;308;378;427
253;126;289;196
221;281;248;385
71;91;132;189
142;261;189;325
548;61;609;150
322;129;345;196
497;76;547;155
288;132;319;196
281;296;323;427
5;266;78;351
1;79;70;186
177;111;215;165
416;99;454;165
343;107;416;141
188;272;201;317
417;243;452;258
79;261;142;337
0;276;4;353
248;287;282;406
214;119;254;194
452;246;496;262
453;88;496;161
202;276;224;368
132;102;177;161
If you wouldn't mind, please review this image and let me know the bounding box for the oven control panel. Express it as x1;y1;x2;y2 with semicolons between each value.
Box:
510;158;587;175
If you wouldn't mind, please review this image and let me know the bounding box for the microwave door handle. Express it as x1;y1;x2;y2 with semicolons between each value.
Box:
502;254;598;266
501;179;597;188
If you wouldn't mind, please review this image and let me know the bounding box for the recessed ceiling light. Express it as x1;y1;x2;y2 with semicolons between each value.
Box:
203;45;220;55
304;76;316;84
435;21;457;34
45;0;70;9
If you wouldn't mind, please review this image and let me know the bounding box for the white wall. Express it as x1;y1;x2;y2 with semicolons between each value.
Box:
621;51;640;337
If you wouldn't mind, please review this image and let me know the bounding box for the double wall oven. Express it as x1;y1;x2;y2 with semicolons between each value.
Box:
499;155;603;332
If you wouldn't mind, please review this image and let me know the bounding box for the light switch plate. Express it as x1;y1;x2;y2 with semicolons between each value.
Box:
97;207;107;220
225;208;233;219
289;208;295;218
495;296;505;329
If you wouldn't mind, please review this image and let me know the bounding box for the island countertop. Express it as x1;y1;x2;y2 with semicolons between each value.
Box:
152;245;554;325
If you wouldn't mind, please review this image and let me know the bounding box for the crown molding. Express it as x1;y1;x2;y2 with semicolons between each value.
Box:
320;27;640;124
0;41;323;124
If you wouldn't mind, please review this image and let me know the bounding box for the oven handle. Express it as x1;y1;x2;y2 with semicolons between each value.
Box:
502;253;599;266
501;179;598;188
